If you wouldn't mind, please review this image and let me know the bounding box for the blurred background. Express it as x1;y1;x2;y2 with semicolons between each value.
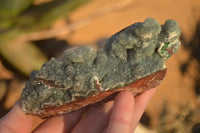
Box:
0;0;200;132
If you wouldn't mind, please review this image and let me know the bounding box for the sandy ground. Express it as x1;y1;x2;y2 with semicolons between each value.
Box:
67;0;199;43
31;0;200;132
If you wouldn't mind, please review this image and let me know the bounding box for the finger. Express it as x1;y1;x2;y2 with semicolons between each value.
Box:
131;88;156;131
32;108;86;133
105;91;134;133
71;101;113;133
0;101;33;133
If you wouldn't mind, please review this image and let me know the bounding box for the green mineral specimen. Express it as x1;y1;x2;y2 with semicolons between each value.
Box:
21;18;181;114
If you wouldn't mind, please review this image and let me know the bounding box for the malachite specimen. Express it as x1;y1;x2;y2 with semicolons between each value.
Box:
20;18;181;118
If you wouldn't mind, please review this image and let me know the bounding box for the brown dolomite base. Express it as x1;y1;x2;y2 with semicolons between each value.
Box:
31;69;167;118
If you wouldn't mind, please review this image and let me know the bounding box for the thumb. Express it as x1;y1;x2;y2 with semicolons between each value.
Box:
0;101;33;133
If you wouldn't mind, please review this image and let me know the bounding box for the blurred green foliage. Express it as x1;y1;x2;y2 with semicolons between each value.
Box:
0;0;33;18
0;0;91;75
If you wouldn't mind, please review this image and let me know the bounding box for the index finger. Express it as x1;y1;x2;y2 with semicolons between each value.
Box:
131;88;156;131
105;91;134;133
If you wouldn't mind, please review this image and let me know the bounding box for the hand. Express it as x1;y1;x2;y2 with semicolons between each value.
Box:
0;88;156;133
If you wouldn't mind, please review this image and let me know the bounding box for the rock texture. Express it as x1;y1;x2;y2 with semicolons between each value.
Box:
20;18;181;118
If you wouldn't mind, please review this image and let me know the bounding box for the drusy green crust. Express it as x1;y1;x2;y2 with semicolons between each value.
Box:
21;18;181;114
